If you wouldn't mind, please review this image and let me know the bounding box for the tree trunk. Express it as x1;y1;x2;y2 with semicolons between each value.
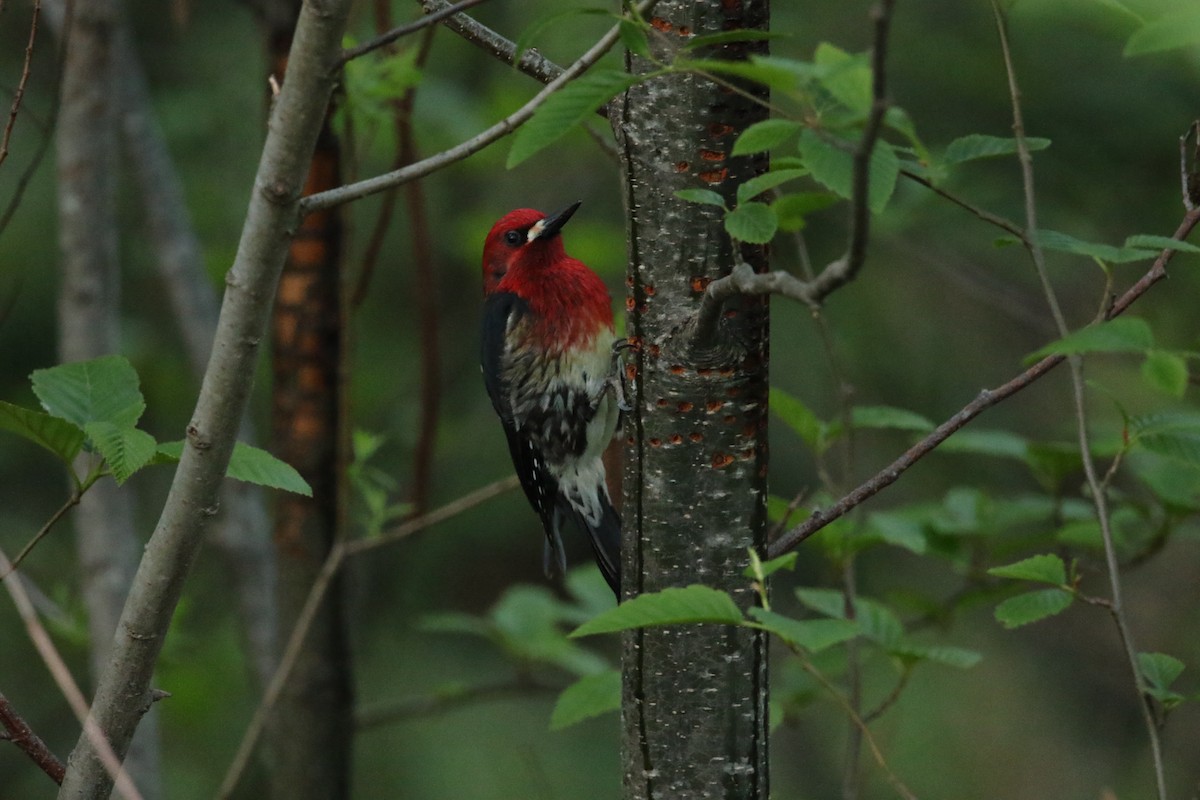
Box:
614;1;771;798
55;1;162;796
266;16;353;798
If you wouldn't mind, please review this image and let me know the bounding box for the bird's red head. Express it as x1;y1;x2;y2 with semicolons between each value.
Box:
482;202;581;295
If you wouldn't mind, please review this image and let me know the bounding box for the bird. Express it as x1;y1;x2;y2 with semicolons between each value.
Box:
480;201;623;596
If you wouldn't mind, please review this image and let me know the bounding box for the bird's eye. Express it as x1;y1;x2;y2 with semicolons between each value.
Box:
504;230;523;246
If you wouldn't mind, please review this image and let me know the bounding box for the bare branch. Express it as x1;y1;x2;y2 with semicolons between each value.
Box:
0;485;81;580
299;0;653;214
767;205;1200;559
0;690;66;785
338;0;489;66
418;0;567;87
0;0;40;169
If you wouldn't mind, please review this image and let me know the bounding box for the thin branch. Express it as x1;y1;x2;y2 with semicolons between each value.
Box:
767;204;1200;560
216;475;519;799
0;0;40;169
355;676;559;729
0;546;143;800
0;486;82;580
337;0;489;66
417;0;567;87
300;0;654;215
0;690;66;784
993;5;1167;798
900;167;1029;245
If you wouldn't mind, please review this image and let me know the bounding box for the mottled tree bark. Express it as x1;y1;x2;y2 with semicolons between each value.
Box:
614;1;771;798
54;1;162;796
266;10;353;798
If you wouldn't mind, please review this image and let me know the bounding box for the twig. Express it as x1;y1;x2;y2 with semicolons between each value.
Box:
337;0;489;66
355;676;558;729
0;546;143;800
417;0;568;87
300;0;654;215
767;203;1200;559
690;0;896;345
216;475;519;799
0;690;66;784
900;168;1029;245
0;486;82;580
993;5;1167;798
0;0;40;169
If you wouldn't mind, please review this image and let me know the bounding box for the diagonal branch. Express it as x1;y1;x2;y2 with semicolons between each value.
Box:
337;0;488;66
0;690;66;785
767;205;1200;559
299;0;653;215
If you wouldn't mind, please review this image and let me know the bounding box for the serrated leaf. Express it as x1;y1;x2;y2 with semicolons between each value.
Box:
748;608;859;652
942;134;1051;164
508;70;641;168
994;588;1073;629
855;599;905;646
551;670;621;730
84;421;157;485
1026;317;1155;363
770;387;825;451
1034;229;1156;263
731;119;803;156
798;129;898;214
1123;234;1200;254
1138;652;1185;691
851;405;934;433
570;585;744;637
736;168;809;204
771;191;838;232
724;201;777;244
0;401;86;462
743;551;798;580
988;553;1067;585
1124;8;1200;56
1141;351;1189;398
675;188;727;208
31;355;145;429
813;42;871;113
1130;412;1200;467
938;428;1029;459
156;441;312;496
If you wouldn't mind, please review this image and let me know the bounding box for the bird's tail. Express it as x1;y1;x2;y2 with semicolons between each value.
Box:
553;486;621;596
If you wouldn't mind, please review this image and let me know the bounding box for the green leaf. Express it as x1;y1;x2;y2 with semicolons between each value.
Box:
771;191;838;232
675;188;727;208
854;598;905;646
731;119;804;156
736;168;809;204
988;553;1067;585
551;670;621;730
851;405;935;433
1129;412;1200;467
866;512;927;555
508;70;641;168
618;18;651;59
770;387;825;451
795;587;845;619
724;201;777;244
798;129;899;214
84;421;157;485
813;43;871;113
1125;8;1200;56
1123;234;1200;254
1026;317;1155;363
31;355;146;429
570;585;744;637
889;642;982;669
743;551;798;580
679;56;813;93
0;401;86;462
1138;652;1185;693
1034;229;1156;263
748;608;859;653
994;588;1073;629
938;428;1029;459
1141;351;1189;398
942;134;1051;164
156;441;313;496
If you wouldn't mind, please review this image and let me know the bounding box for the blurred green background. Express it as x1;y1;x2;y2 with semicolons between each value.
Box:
1;0;1198;797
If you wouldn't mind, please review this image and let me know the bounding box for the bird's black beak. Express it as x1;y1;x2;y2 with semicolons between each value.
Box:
529;200;582;242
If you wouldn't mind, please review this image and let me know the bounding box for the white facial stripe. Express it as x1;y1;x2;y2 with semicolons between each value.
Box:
527;219;546;242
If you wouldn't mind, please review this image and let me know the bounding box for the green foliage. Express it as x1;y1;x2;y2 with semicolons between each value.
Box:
993;589;1074;629
507;70;644;168
1026;316;1155;362
797;129;898;215
724;201;777;244
570;585;745;637
941;134;1052;165
3;355;311;493
1137;652;1187;709
513;7;610;66
987;553;1068;585
551;670;621;730
1123;6;1200;55
346;430;410;537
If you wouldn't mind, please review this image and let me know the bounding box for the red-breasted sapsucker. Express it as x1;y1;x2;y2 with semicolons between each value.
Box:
480;202;622;596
